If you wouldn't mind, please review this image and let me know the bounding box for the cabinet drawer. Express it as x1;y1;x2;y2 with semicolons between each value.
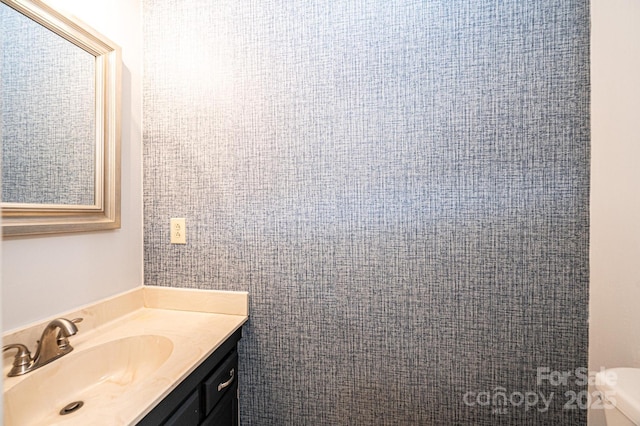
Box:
163;390;200;426
203;350;238;415
201;382;237;426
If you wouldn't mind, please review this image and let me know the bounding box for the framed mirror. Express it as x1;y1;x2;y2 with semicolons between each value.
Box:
1;0;121;237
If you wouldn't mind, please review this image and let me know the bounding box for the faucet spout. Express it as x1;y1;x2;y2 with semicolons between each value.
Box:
32;318;79;369
50;318;78;337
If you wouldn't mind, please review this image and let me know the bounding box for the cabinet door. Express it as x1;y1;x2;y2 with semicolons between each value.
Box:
163;390;200;426
201;382;238;426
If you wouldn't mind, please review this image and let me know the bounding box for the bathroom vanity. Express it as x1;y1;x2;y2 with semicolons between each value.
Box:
2;287;249;426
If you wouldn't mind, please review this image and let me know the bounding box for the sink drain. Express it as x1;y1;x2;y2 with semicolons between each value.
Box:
59;401;84;415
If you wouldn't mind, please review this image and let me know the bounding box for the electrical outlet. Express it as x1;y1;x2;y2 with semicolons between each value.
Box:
170;218;186;244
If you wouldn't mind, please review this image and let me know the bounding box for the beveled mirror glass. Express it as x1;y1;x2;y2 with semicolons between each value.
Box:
1;0;121;237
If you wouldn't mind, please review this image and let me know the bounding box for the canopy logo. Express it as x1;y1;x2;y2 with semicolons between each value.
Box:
462;367;617;415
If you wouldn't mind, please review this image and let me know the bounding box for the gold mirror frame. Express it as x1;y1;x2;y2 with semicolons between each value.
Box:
1;0;121;237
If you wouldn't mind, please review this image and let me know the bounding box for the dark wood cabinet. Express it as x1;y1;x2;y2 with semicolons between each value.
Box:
137;328;242;426
202;381;238;426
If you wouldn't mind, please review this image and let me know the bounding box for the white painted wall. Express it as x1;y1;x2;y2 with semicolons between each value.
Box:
1;0;143;331
589;0;640;425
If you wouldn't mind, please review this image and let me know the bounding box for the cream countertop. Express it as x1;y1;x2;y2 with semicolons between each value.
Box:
2;286;249;425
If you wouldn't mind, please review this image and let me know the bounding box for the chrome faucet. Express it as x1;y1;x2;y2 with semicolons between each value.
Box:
3;317;82;377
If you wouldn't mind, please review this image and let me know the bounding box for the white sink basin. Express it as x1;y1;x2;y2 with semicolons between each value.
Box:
3;335;173;426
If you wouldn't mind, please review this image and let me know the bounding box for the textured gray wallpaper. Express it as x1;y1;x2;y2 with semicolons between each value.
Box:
1;3;95;205
143;1;589;424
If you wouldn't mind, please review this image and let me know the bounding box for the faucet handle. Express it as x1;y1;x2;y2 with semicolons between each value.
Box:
57;318;83;349
3;344;33;377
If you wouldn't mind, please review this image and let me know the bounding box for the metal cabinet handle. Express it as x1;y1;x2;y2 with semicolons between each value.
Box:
217;368;235;392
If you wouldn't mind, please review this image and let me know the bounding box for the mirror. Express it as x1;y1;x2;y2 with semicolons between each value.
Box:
1;0;121;237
